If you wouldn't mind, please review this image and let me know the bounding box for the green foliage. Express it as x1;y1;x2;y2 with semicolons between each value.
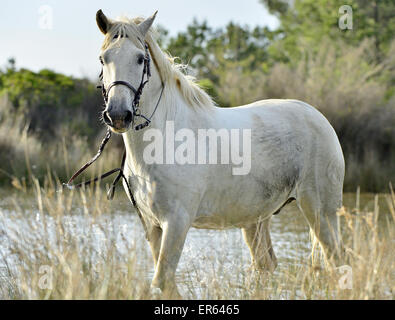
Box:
260;0;395;62
0;68;74;107
197;78;218;102
260;0;290;16
0;67;102;140
165;20;274;106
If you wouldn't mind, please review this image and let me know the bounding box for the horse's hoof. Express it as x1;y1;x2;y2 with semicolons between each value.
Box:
150;287;162;299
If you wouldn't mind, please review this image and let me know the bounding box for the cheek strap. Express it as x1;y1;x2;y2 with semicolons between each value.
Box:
97;42;164;131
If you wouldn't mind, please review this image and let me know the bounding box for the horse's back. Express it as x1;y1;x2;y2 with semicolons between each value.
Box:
218;98;343;164
194;99;345;227
228;99;343;160
236;98;345;185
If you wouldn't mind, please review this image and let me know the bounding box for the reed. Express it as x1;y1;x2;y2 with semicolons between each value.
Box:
0;173;393;299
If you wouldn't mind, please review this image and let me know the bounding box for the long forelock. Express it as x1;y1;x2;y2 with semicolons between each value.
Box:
101;16;215;110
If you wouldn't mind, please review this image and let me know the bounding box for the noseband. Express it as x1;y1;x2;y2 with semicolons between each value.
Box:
98;40;164;131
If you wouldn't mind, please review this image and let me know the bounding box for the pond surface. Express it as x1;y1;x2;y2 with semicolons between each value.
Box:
0;188;390;298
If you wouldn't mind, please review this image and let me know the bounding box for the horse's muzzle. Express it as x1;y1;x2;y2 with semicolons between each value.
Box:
103;108;133;133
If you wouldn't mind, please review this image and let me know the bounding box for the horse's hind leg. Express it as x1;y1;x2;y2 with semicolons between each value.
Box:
296;185;343;263
242;217;277;272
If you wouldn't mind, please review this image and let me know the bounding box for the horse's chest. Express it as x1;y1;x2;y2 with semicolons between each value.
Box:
126;170;203;225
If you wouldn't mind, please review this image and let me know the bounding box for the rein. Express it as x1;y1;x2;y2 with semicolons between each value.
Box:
62;128;125;201
62;128;148;238
62;39;164;239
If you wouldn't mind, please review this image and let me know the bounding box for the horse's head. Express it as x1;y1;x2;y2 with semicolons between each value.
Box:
96;10;157;133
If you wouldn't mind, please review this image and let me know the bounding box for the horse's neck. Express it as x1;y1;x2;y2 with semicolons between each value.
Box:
122;81;207;175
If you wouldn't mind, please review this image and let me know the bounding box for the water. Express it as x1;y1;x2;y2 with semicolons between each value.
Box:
0;188;390;298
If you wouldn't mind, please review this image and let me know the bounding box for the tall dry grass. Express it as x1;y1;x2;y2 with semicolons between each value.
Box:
0;96;123;191
0;172;393;299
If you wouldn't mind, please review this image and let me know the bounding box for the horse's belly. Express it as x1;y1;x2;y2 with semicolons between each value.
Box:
192;183;289;229
192;211;263;229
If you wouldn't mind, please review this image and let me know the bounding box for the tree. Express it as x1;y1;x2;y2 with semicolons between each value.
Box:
0;66;102;140
164;20;272;104
259;0;395;62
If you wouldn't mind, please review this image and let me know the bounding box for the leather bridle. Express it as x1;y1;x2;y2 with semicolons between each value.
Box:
98;40;164;131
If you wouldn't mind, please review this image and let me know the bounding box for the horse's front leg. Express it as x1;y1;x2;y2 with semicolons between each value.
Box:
146;223;162;267
151;214;190;299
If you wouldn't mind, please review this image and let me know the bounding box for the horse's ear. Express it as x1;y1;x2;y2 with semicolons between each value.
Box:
96;9;112;35
138;11;158;38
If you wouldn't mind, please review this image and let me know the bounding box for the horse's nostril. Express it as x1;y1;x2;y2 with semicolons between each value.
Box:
103;111;112;125
124;110;133;123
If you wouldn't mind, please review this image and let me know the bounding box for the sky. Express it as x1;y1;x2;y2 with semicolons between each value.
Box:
0;0;278;79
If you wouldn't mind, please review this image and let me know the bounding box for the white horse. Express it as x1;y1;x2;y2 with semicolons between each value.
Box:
95;10;345;298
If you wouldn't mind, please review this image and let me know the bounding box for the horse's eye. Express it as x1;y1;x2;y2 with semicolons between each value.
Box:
99;56;104;65
137;55;145;65
113;34;119;39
